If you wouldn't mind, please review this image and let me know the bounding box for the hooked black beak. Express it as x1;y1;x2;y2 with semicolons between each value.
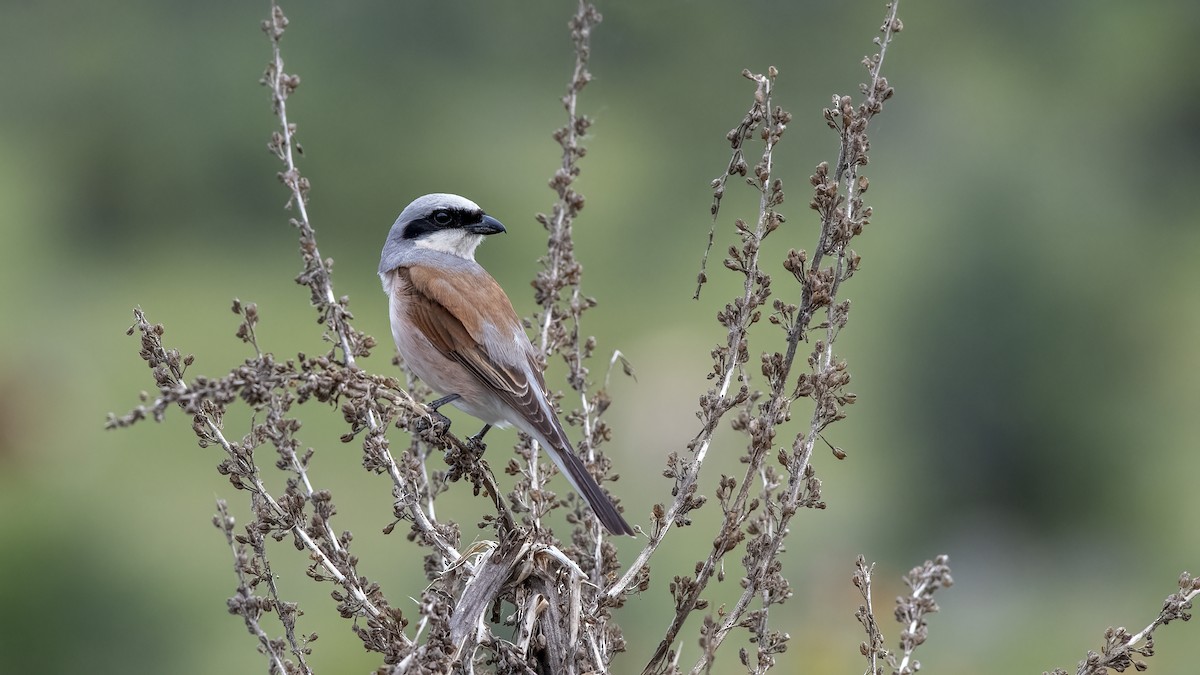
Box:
468;214;506;236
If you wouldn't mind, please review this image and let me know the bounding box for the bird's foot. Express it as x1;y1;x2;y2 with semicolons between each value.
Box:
465;424;492;451
412;410;452;436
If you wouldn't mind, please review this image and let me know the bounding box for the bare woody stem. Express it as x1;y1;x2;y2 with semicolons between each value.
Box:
262;7;359;368
608;71;778;606
685;69;789;675
215;500;309;675
532;0;617;546
536;0;598;356
690;5;906;669
1062;573;1200;675
628;2;904;670
261;2;467;562
198;400;395;629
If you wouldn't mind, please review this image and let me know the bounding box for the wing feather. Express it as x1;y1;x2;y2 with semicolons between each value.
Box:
398;265;570;449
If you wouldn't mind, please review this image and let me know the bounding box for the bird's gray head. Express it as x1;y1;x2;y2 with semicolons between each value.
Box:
379;193;506;274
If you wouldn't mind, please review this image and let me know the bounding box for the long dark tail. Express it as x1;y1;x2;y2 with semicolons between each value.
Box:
545;444;635;536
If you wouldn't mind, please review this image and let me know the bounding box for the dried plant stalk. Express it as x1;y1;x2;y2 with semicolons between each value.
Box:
1044;572;1200;675
112;1;630;672
624;3;938;673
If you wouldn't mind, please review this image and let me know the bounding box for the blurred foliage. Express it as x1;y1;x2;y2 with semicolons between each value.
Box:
0;0;1198;673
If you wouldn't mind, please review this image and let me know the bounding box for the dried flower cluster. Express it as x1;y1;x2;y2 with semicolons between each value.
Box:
853;555;954;675
621;4;915;674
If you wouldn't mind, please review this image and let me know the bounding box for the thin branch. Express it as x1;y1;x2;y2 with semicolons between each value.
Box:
261;4;366;368
853;556;887;675
1047;572;1200;675
215;500;308;675
527;0;621;547
608;70;777;606
261;2;476;564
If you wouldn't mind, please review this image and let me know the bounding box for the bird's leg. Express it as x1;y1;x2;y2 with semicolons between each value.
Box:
466;424;492;449
427;393;461;411
414;393;460;434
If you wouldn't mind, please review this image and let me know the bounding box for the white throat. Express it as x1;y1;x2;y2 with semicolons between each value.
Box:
413;230;485;260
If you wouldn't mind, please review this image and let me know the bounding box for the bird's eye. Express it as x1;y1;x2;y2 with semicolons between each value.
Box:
432;210;454;226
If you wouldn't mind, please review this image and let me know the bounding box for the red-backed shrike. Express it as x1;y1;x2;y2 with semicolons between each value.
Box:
379;193;634;536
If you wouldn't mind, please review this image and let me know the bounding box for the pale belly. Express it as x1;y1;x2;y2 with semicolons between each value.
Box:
388;293;513;428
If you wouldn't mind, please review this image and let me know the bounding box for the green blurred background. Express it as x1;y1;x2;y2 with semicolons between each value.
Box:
2;0;1197;672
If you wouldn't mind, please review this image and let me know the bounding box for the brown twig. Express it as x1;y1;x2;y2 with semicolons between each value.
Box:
1044;572;1200;675
215;499;314;675
631;3;907;672
260;2;469;562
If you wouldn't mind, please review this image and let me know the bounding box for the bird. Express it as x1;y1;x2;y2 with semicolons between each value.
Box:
379;193;634;536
